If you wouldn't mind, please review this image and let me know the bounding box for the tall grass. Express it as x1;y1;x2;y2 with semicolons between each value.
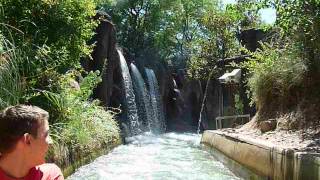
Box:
0;33;25;110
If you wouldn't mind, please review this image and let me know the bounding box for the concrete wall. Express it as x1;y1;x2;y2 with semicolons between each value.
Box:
201;130;320;180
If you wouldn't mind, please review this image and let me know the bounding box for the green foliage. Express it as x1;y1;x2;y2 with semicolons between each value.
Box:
239;1;320;120
0;0;97;76
97;0;264;75
275;0;320;70
43;71;119;153
100;0;164;56
228;0;263;29
0;34;24;109
242;43;307;112
99;0;222;67
154;0;219;61
0;0;121;160
187;56;211;80
61;71;102;102
187;2;246;79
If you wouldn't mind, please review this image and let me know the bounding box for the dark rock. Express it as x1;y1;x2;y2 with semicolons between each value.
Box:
238;28;266;52
260;119;277;133
82;13;119;107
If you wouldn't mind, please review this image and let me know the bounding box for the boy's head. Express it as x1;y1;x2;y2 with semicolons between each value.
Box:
0;105;51;164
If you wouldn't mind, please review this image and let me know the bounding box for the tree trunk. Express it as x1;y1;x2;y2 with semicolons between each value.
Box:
197;70;214;134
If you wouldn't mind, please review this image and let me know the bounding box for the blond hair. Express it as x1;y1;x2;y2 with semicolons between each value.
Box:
0;105;49;155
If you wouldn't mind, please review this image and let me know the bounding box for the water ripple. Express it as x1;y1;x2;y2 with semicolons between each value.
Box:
68;133;242;180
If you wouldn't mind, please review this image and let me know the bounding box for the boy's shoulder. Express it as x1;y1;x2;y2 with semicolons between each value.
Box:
32;163;64;180
37;163;61;171
0;163;64;180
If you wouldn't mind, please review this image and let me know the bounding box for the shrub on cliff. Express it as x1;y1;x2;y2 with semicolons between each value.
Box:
242;0;320;130
243;42;307;116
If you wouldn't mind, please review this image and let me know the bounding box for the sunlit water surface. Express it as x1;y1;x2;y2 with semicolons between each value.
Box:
67;132;242;180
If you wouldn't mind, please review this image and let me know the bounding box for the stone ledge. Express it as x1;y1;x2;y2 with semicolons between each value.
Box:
201;130;320;180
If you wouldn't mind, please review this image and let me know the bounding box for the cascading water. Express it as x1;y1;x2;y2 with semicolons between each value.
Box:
118;49;141;136
145;68;166;133
151;70;166;132
130;63;153;131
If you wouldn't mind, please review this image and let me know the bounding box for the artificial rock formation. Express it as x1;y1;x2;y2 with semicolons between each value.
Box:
82;12;123;109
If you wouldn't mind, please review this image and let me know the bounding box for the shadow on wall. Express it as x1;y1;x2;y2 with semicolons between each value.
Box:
165;69;206;132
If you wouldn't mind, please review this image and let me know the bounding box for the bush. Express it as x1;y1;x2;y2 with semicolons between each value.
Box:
42;71;120;159
242;42;307;117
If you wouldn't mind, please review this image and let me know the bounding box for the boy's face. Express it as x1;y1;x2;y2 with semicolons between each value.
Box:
27;119;52;166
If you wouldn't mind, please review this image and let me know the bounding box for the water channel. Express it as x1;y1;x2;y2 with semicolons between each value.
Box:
68;132;254;180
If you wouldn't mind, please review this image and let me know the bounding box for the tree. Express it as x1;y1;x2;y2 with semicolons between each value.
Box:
99;0;220;68
275;0;320;72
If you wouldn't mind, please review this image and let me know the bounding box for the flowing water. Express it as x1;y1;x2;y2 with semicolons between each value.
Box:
68;133;243;180
118;50;141;136
145;68;166;133
130;64;153;131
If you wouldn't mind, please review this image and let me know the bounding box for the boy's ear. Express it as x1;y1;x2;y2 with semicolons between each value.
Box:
23;133;32;145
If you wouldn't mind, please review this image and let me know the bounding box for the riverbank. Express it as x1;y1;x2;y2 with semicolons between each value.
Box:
201;130;320;180
47;137;121;177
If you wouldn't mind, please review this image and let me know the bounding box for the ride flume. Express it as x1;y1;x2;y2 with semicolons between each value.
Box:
130;63;153;132
118;49;166;136
118;49;141;136
67;133;250;180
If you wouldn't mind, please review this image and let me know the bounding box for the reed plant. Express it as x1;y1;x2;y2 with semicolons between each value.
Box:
0;33;25;110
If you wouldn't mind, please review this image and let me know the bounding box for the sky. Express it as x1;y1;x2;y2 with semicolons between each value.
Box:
222;0;277;24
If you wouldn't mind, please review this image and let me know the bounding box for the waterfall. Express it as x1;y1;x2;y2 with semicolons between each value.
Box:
130;63;153;131
117;50;141;136
145;68;166;133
